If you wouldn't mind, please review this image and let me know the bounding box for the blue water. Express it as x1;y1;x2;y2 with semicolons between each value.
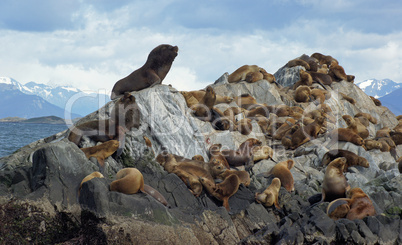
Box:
0;123;68;158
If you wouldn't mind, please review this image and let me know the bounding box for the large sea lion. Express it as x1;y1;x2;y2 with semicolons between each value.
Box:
111;44;178;99
290;116;326;149
255;177;281;209
221;138;262;170
321;157;350;202
217;169;250;187
110;168;168;206
321;149;369;172
265;159;295;192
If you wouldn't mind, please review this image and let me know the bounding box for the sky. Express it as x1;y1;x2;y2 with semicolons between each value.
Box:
0;0;402;94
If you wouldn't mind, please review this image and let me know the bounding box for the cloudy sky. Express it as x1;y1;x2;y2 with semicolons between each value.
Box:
0;0;401;93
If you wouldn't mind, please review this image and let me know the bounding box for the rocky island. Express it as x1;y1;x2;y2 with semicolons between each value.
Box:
0;54;401;244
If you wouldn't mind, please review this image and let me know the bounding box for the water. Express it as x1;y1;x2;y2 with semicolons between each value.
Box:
0;123;68;158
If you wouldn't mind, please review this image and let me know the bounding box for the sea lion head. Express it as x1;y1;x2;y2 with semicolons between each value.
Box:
330;157;347;172
271;177;281;189
149;44;178;67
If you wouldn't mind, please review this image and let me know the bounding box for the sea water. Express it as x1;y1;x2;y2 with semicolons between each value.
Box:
0;123;68;158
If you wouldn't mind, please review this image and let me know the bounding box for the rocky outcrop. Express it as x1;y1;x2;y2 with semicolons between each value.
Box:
0;64;401;244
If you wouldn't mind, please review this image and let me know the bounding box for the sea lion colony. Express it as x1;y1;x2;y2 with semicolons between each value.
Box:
76;46;401;218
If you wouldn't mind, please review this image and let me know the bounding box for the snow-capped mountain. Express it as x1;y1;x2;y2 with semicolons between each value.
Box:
379;87;402;116
0;77;110;117
356;79;401;98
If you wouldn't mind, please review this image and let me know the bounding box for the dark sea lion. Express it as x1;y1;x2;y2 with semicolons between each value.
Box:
111;44;178;99
321;149;369;172
80;140;120;169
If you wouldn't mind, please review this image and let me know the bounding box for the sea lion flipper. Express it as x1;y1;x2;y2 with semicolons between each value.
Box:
222;197;230;211
142;184;169;206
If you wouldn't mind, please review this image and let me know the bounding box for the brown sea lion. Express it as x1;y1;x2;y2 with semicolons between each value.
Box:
252;145;274;162
236;118;253;135
393;120;402;133
221;138;262;170
317;64;328;74
375;127;391;138
80;140;120;169
369;96;381;106
339;92;356;104
111;44;178;99
273;118;296;140
79;171;104;196
110;168;168;206
180;91;199;108
342;115;369;139
286;59;310;70
200;174;241;211
193;86;216;120
355;116;370;127
192;155;205;162
309;71;332;86
311;88;330;103
186;90;233;105
328;128;364;146
255;177;281;209
321;149;369;171
321;157;350;202
293;69;313;89
328;60;348;82
282;124;300;150
267;159;295;192
363;139;382;151
228;65;261;83
217;169;250;187
233;94;257;107
355;112;377;124
290;116;326;149
294;85;312;103
311;53;338;66
391;131;402;145
327;198;351;220
298;54;319;72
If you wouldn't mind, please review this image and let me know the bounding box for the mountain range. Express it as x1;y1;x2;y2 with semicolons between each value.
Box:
0;77;110;119
356;79;401;98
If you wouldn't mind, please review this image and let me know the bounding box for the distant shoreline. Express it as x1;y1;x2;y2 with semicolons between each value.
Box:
0;116;79;125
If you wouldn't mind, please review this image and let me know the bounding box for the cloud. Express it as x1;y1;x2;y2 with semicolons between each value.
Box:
0;0;401;94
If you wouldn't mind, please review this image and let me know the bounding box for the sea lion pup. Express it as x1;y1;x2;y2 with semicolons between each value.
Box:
294;85;312;103
255;177;281;209
192;155;205;162
217;169;250;187
311;52;338;66
80;140;120;169
193;86;216;120
321;149;369;172
339;92;356;104
200;174;241;211
221;138;262;170
369;96;382;106
79;171;104;196
110;168;168;206
293;69;313;89
290;116;326;149
252;145;274;162
355;112;377;125
342;115;369;139
264;159;295;192
321;157;350;202
363;139;382;151
286;59;310;70
110;44;178;99
345;187;376;220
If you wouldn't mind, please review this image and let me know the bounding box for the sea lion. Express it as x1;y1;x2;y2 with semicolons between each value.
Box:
286;59;310;70
255;177;281;209
328;60;348;82
391;131;402;145
185;90;233;105
233;94;258;107
228;65;265;83
339;92;356;104
355;112;377;125
363;139;382;151
376;137;395;152
221;138;262;170
345;187;376;220
282;124;300;150
245;71;264;83
294;85;312;103
393;120;402;133
342;115;369;139
317;64;328;74
80;140;120;169
193;86;216;120
293;69;313;89
375;127;391;138
199;174;241;211
354;116;370;127
110;168;168;206
273;118;296;140
111;44;178;99
266;159;295;192
236;118;253;135
180;91;199;108
252;145;274;162
321;149;369;172
217;169;250;187
311;53;338;66
369;96;381;106
328;128;364;146
327;198;351;220
309;72;332;86
290;116;326;149
298;54;319;72
79;171;104;196
311;88;330;104
321;157;350;202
